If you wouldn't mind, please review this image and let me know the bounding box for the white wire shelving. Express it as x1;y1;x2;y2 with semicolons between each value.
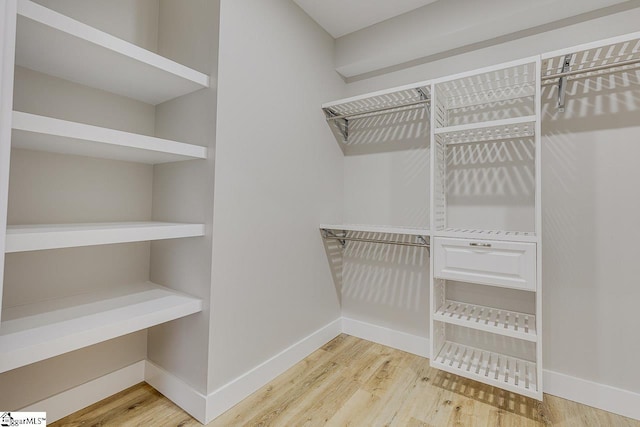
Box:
432;341;538;399
320;224;430;249
434;300;536;342
322;83;431;145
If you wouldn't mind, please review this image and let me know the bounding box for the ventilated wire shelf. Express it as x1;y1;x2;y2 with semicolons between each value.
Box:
446;82;536;110
435;116;535;145
433;341;538;396
434;300;536;342
323;86;430;119
320;225;430;249
436;62;537;114
322;85;430;144
435;228;536;242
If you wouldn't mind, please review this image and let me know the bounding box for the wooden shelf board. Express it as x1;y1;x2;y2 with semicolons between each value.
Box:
16;0;210;105
12;111;207;163
0;281;202;373
5;222;205;253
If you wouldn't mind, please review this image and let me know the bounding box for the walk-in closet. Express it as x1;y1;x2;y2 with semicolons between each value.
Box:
1;0;639;425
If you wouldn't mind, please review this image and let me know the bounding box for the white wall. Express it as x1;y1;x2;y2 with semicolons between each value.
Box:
340;109;430;338
336;5;640;396
542;80;640;393
345;7;640;94
210;0;344;389
334;0;631;78
32;0;159;52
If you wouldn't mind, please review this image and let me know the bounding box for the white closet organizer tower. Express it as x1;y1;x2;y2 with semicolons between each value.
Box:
320;57;543;400
430;57;542;399
0;0;215;382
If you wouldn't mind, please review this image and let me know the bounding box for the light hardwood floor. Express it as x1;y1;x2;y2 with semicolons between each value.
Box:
52;335;640;426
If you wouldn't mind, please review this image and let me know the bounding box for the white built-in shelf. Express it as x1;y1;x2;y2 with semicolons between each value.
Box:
15;0;210;105
434;300;536;342
434;116;536;145
433;341;538;399
11;111;207;164
434;228;537;243
5;222;205;253
320;224;430;236
0;282;202;373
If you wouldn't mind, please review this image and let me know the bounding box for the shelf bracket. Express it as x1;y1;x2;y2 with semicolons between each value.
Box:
324;108;349;142
557;54;573;112
417;235;430;253
416;87;431;116
322;228;346;248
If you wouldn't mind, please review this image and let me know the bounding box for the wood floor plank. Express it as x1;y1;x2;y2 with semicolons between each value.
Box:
208;348;335;426
50;336;640;427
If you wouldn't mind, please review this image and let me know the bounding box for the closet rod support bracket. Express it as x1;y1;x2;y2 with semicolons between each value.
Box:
416;87;431;116
322;228;346;248
558;54;573;112
324;108;349;142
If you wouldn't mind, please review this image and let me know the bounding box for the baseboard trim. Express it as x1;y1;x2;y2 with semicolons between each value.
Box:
19;319;640;423
144;360;208;423
341;317;429;358
544;369;640;421
204;318;342;423
19;360;145;423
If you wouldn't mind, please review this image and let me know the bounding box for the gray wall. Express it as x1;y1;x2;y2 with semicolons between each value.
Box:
209;0;344;389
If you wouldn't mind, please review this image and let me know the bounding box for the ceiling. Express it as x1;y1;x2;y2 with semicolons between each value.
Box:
293;0;440;38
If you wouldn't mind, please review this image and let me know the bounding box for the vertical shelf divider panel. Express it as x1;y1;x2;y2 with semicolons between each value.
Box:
535;55;544;396
429;56;543;400
0;0;18;322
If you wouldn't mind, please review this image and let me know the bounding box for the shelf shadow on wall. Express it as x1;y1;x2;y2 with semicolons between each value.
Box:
540;70;640;385
445;138;536;231
542;70;640;132
337;107;430;156
340;232;429;331
447;97;535;127
321;230;344;305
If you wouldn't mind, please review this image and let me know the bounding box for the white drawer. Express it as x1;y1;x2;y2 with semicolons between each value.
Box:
433;237;536;291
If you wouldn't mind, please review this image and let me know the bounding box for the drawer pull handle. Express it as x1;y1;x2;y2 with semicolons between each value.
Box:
469;242;491;248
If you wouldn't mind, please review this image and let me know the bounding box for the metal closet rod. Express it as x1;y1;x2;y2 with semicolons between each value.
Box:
322;230;430;248
325;98;431;121
541;57;640;86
